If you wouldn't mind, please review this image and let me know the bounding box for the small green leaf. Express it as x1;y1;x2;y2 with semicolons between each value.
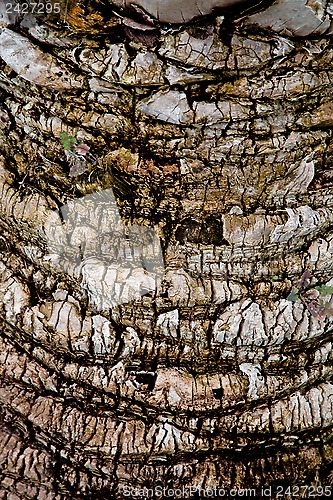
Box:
287;290;299;302
270;275;279;282
60;132;77;151
317;285;333;296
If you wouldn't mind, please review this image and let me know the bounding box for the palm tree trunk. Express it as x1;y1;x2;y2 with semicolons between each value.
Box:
1;0;333;497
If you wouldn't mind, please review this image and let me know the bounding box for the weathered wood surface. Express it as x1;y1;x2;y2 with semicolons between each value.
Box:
1;0;333;497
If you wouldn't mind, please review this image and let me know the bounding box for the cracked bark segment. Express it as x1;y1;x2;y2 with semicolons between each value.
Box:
1;367;333;470
0;380;206;458
227;34;286;70
20;294;121;359
44;188;164;309
211;297;327;347
196;202;327;250
159;29;230;70
76;45;164;85
222;205;324;247
0;159;53;231
239;382;333;435
0;426;61;500
216;69;332;100
0;29;82;90
21;14;84;49
193;99;251;125
243;0;333;36
297;100;333;128
3;307;333;418
0;262;30;326
159;29;294;74
0;337;58;394
172;131;325;211
307;233;333;273
137;89;194;125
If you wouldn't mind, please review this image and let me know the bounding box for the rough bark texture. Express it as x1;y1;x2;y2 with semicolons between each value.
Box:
1;0;333;498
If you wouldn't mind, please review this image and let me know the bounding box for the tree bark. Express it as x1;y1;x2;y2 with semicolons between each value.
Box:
1;0;333;498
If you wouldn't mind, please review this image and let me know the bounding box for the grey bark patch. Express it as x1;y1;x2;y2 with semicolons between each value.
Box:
159;29;229;70
243;0;332;36
0;28;80;89
112;0;252;24
137;90;194;124
0;0;20;27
